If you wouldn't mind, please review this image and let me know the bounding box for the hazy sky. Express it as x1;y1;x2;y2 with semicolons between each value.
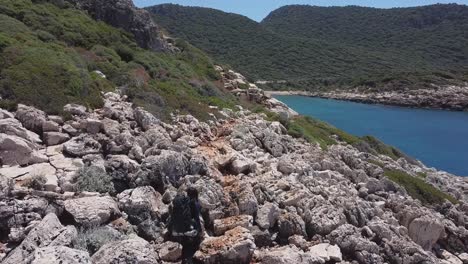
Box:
134;0;468;21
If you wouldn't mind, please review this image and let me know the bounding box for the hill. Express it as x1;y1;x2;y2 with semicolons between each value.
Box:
0;0;237;120
147;4;468;91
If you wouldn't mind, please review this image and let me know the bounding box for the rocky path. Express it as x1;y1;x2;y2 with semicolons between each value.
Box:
0;92;467;263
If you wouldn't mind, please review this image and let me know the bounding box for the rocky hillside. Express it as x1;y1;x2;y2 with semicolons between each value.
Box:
0;87;467;263
1;0;468;263
0;0;235;120
148;4;468;93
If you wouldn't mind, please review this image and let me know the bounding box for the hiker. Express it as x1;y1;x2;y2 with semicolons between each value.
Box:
167;187;203;263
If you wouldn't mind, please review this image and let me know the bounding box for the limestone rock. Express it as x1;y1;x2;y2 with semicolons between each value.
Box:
15;104;47;133
30;246;91;264
63;135;101;157
64;104;87;116
408;215;445;250
254;245;325;264
42;120;60;132
2;214;76;264
158;241;182;262
117;186;167;224
92;238;159;264
0;134;47;166
0;118;41;143
256;202;280;230
64;196;120;227
84;118;103;134
134;107;160;130
131;150;190;190
43;132;70;146
308;243;342;262
195;226;256;264
214;215;253;235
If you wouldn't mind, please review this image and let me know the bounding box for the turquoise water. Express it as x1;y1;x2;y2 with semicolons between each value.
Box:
274;95;468;176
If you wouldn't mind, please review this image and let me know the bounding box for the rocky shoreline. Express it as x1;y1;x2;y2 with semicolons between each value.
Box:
0;88;467;263
267;86;468;111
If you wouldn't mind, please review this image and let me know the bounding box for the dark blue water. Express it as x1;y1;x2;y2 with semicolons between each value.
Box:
274;95;468;176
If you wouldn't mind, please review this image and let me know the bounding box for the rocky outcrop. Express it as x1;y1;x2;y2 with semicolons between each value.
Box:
1;91;467;264
64;196;120;227
66;0;175;52
195;227;256;264
30;246;91;264
91;238;159;264
2;214;76;264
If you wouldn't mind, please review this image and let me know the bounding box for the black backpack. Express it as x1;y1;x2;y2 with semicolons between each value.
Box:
170;194;193;233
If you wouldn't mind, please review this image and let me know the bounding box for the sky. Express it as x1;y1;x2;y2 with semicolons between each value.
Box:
134;0;468;21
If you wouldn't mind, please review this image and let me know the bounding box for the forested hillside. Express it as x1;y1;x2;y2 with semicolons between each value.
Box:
148;4;468;91
0;0;235;119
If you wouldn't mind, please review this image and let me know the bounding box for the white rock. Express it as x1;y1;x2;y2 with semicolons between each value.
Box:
92;238;159;264
31;246;91;264
256;202;280;229
64;196;120;227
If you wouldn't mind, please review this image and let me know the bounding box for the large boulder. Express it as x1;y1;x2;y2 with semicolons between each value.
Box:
157;241;182;262
254;245;325;264
117;186;167;224
30;246;91;264
0;134;47;166
256;202;280;230
214;215;253;236
64;196;120;227
194;226;256;264
92;238;160;264
0;118;41;143
64;104;87;116
131;150;190;190
63;135;102;157
134;107;160;130
15;104;47;134
308;243;343;262
2;214;77;264
43;132;70;146
408;215;446;250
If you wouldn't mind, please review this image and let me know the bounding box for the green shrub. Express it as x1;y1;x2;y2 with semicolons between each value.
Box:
73;166;115;194
384;169;457;205
72;226;124;254
23;174;47;191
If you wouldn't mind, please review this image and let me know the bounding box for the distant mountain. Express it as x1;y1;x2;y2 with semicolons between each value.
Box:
147;4;468;91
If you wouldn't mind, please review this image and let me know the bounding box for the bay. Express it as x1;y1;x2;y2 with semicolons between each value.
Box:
274;95;468;176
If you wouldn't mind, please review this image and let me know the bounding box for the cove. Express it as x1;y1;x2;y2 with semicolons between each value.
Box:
274;95;468;176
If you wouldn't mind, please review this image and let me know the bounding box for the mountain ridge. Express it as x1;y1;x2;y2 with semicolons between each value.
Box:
148;3;468;91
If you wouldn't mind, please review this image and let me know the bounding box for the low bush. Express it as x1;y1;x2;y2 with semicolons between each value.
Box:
72;226;124;254
384;169;457;205
22;174;47;191
73;166;115;194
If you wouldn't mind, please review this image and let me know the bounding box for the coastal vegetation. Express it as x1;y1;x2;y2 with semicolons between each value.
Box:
148;4;468;91
0;0;235;120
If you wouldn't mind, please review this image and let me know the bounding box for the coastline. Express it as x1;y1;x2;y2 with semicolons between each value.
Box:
265;86;468;112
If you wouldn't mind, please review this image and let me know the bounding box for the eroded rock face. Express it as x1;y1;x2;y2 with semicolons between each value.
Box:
408;215;446;250
92;238;160;264
15;104;47;134
1;87;468;264
2;214;76;264
30;246;91;264
195;227;256;264
117;186;167;224
64;196;120;227
63;135;102;157
0;134;47;166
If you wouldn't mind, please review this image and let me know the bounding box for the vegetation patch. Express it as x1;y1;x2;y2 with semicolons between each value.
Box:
73;166;115;194
72;226;124;254
384;169;457;205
